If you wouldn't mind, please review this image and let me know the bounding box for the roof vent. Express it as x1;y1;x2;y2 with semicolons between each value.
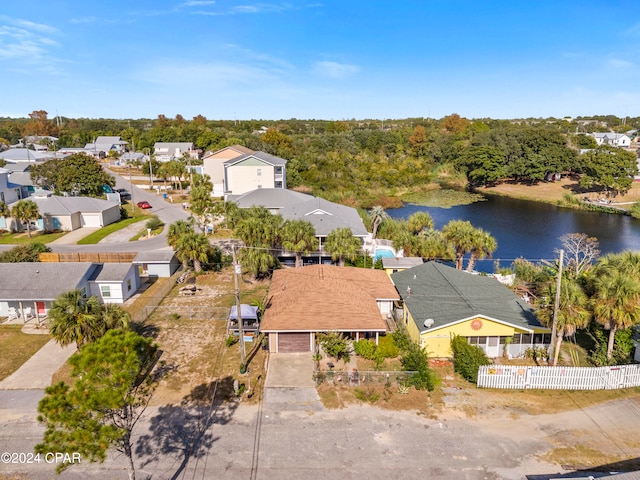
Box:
423;318;434;329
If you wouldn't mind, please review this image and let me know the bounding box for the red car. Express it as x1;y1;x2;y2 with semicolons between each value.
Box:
137;201;152;209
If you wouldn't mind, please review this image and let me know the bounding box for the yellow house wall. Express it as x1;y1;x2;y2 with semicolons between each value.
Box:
424;316;531;358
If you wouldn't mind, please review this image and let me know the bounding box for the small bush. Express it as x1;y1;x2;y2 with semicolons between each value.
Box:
145;215;164;230
353;339;377;359
377;335;399;358
450;334;490;384
318;331;351;363
225;335;238;347
354;387;380;403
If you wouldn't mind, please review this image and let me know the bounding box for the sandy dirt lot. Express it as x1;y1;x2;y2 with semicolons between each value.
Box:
481;175;640;205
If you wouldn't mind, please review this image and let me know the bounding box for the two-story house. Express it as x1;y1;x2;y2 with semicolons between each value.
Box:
223;151;287;196
202;145;255;197
84;136;128;158
153;142;196;163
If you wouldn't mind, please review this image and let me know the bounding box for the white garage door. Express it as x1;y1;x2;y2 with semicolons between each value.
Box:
81;214;102;227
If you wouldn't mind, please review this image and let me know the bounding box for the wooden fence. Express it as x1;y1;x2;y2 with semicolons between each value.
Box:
477;364;640;390
39;252;137;263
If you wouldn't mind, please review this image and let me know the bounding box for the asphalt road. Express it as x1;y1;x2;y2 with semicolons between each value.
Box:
0;389;608;480
0;169;191;254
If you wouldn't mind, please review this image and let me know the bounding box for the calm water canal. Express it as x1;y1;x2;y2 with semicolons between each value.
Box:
387;195;640;271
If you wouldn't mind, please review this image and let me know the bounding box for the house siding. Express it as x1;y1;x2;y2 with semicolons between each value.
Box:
226;163;276;195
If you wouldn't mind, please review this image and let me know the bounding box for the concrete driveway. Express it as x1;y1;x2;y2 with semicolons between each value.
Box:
263;353;324;412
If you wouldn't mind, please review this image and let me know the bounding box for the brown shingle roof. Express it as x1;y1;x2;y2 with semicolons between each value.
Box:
260;265;399;332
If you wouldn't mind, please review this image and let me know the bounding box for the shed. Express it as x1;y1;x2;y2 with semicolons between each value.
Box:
133;249;181;277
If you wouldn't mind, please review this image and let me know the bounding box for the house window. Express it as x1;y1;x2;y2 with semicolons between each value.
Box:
127;279;132;291
275;166;282;174
101;286;111;298
521;334;533;344
257;168;262;176
80;286;87;298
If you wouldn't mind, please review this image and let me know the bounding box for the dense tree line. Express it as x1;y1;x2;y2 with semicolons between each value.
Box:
2;112;638;206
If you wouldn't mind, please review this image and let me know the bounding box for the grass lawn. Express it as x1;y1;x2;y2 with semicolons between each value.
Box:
0;325;51;381
0;231;66;245
77;215;148;244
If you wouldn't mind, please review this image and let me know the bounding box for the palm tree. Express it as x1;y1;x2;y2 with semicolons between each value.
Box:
280;220;318;267
537;277;590;366
167;161;186;192
167;220;194;269
101;304;131;332
238;247;279;279
368;206;389;239
11;199;39;238
48;290;103;349
325;228;361;266
466;229;497;272
156;162;170;191
0;201;9;219
590;267;640;361
407;211;434;235
177;231;210;272
442;220;477;270
235;213;282;248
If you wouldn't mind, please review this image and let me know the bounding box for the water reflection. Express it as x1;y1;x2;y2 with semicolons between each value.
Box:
387;195;640;271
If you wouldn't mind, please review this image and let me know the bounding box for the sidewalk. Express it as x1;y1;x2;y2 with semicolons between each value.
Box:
0;339;76;390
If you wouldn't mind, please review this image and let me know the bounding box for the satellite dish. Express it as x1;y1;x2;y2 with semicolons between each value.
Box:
423;318;434;328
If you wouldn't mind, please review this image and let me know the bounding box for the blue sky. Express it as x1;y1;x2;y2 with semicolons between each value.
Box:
1;1;638;120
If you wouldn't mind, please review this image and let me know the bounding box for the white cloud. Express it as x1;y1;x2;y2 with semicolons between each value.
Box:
312;61;359;79
181;0;216;6
607;58;633;68
0;18;61;72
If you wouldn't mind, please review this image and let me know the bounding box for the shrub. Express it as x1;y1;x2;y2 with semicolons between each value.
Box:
377;335;399;358
145;215;164;231
354;387;380;403
225;335;238;347
450;335;490;383
318;331;351;363
0;242;50;262
393;325;439;391
353;339;377;360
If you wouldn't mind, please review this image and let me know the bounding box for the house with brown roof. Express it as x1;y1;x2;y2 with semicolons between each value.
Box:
260;265;400;353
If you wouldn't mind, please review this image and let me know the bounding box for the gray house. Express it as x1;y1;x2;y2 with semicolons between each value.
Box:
228;188;368;264
6;191;121;232
153;142;195;162
0;263;140;321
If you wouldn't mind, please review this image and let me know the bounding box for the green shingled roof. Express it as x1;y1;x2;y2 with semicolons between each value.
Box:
391;261;543;333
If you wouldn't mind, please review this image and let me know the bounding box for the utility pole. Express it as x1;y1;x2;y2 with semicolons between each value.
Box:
147;148;154;188
129;166;135;215
232;246;246;367
549;249;564;366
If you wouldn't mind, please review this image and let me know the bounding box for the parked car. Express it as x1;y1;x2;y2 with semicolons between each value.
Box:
137;201;152;209
116;188;130;199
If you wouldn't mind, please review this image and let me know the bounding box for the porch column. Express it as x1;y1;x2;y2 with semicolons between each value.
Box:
355;332;359;342
375;331;379;345
33;301;39;325
18;301;24;323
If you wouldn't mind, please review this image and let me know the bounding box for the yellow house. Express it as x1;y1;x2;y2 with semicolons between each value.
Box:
391;262;551;358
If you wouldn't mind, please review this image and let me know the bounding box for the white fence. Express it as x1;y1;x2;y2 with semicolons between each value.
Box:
477;364;640;390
